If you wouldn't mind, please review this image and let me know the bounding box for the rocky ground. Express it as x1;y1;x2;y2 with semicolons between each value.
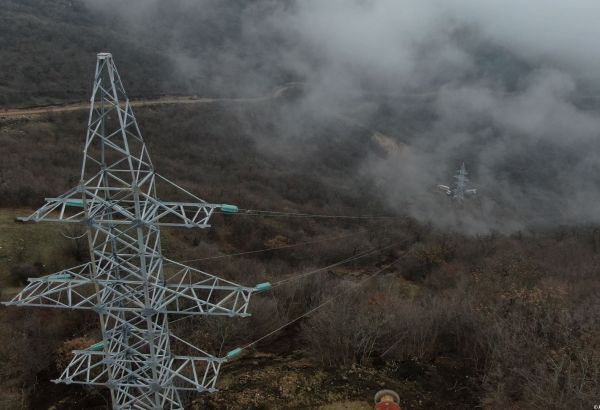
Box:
192;349;480;410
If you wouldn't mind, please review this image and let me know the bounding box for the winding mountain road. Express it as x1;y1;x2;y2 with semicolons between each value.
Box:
0;82;411;156
0;84;298;119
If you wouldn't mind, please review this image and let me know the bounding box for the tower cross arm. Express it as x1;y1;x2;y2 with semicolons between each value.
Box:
4;261;258;317
16;191;224;228
142;198;221;228
159;260;256;317
16;187;88;223
2;263;99;309
56;350;224;393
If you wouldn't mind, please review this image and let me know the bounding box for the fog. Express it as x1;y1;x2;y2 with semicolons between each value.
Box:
84;0;600;233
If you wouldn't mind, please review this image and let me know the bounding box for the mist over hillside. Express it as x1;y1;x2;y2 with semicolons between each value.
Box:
3;0;600;233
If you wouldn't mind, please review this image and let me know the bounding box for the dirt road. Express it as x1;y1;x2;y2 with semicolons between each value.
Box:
0;84;298;119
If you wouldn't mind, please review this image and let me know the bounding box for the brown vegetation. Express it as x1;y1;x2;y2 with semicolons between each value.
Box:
1;102;599;409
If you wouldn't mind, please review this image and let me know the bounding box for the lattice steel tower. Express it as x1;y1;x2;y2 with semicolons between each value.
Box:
437;162;477;201
4;53;259;409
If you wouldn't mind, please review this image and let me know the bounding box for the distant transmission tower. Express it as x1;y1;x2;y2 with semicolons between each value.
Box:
437;162;477;201
4;53;261;409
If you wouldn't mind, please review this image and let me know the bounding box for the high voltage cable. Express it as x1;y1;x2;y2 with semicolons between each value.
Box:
213;208;401;220
168;241;398;327
156;171;400;221
168;233;356;264
60;230;87;240
233;256;401;355
272;242;400;288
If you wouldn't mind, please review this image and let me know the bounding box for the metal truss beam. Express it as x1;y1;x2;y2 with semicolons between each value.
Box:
7;262;255;317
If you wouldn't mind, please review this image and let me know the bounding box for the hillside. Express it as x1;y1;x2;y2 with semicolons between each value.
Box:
1;93;599;409
0;0;166;105
0;0;290;107
2;1;600;409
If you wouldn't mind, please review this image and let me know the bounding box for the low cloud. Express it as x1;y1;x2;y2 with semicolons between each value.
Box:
83;0;600;233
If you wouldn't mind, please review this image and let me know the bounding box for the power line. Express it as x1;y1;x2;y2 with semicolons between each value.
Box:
213;208;401;220
60;230;87;240
168;241;398;327
272;242;399;287
170;233;356;265
233;257;401;355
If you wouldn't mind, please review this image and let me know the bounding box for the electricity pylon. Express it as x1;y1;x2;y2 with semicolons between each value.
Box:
437;162;477;201
4;53;258;409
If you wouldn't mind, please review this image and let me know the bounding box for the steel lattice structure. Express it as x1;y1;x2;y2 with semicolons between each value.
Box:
437;162;477;201
4;53;258;409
